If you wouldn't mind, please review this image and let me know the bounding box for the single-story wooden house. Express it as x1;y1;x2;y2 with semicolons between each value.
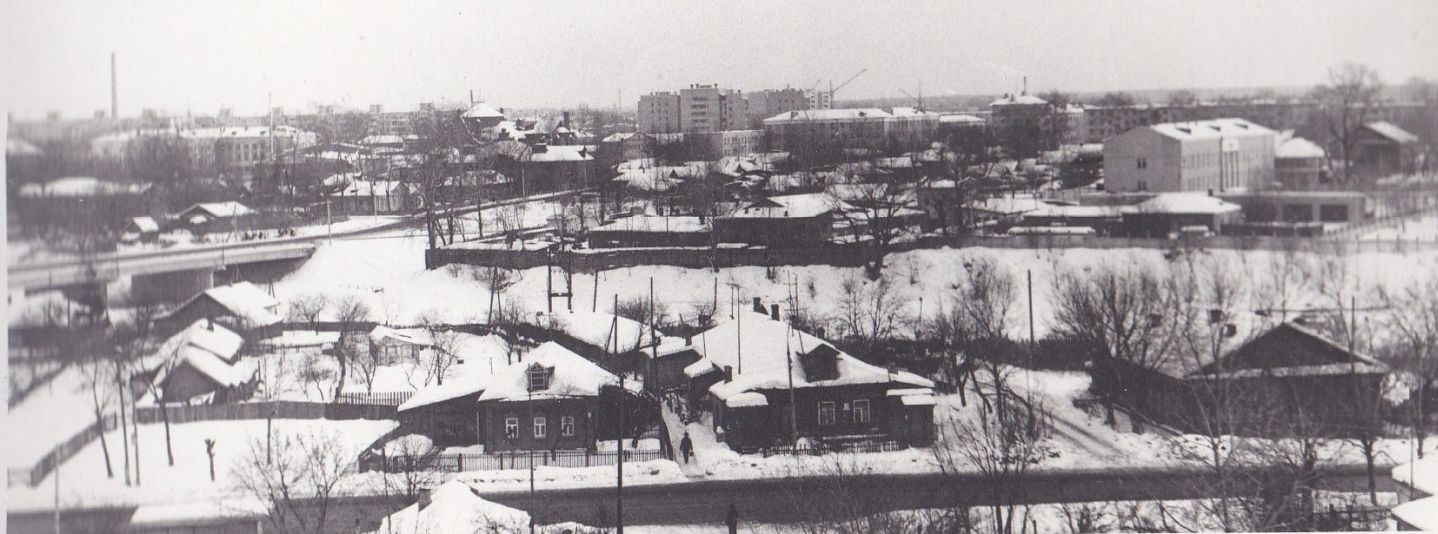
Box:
476;342;627;453
154;282;283;340
713;193;845;247
1096;321;1390;437
121;216;161;243
684;311;936;451
1353;121;1422;177
369;325;433;366
177;201;256;226
138;319;256;404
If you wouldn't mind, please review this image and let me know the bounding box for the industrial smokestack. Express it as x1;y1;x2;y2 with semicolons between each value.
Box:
110;52;118;121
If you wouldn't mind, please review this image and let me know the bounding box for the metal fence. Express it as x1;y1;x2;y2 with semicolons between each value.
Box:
365;448;669;473
759;439;910;457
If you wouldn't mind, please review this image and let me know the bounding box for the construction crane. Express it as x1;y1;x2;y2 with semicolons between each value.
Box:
899;83;925;111
827;68;868;106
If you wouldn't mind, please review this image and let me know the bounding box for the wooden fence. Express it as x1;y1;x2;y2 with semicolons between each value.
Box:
336;391;415;406
363;448;669;473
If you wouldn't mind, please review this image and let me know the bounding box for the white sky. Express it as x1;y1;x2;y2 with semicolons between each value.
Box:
3;0;1436;119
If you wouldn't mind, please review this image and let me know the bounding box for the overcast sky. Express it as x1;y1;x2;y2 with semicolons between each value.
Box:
4;0;1436;119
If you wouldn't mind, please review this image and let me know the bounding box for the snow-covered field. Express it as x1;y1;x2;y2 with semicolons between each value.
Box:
270;231;1438;341
8;366;107;470
6;418;397;512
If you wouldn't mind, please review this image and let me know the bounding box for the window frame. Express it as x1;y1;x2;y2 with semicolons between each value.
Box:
504;417;519;440
561;415;576;437
533;416;547;439
817;401;836;426
852;399;871;424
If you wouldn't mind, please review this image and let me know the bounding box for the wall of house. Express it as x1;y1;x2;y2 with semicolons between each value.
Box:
1104;128;1181;192
714;382;911;450
480;398;598;452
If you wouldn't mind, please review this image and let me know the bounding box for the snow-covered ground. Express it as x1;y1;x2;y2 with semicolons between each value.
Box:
267;231;1438;340
252;330;513;402
8;366;107;470
6;418;397;512
1359;215;1438;241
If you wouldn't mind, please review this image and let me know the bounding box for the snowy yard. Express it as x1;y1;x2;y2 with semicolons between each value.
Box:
251;330;513;402
8;366;107;470
6;418;397;512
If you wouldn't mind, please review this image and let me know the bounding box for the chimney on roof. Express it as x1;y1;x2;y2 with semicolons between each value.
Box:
206;317;214;331
770;304;780;321
723;365;733;383
752;297;764;314
1022;76;1027;96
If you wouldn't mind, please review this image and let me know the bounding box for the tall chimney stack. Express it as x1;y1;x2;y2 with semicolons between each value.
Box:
110;52;118;121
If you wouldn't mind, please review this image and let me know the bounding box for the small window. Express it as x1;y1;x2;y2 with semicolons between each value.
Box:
527;365;550;391
818;401;836;426
561;416;575;436
504;417;519;440
533;416;547;438
853;399;871;424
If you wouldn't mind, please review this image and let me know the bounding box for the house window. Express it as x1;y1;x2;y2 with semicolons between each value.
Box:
818;401;836;426
561;416;575;436
853;399;871;424
533;416;548;438
504;417;519;440
528;366;550;391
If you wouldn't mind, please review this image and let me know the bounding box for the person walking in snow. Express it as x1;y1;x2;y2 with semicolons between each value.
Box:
725;503;739;534
679;431;693;463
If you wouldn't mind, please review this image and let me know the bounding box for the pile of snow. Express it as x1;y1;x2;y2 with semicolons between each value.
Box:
1392;455;1438;530
374;481;534;534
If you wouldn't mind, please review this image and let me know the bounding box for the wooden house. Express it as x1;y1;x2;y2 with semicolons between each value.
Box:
154;282;283;340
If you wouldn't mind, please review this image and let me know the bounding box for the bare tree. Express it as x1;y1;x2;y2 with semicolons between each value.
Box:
288;293;330;332
1050;263;1194;426
418;312;460;386
929;255;1017;406
80;354;116;479
234;430;354;534
380;435;442;506
1313;63;1384;183
834;272;908;351
474;267;522;324
828;182;916;279
330;295;372;400
1380;271;1438;458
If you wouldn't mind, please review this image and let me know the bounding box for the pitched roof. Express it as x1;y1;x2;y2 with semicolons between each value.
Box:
181;201;256;218
528;144;593;162
461;103;505;119
1363;121;1420;144
398;334;513;412
1276;136;1326;159
534;310;658;352
1190;322;1389;378
1128;193;1241;215
727;193;841;219
127;216;160;233
369;325;432;347
685;311;933;400
147;320;245;371
164;282;282;328
478;342;621;402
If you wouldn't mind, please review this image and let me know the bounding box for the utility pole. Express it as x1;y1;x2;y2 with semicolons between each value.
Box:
1027;269;1035;345
616;291;626;534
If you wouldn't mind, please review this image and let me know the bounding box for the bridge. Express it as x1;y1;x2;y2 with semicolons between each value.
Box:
7;241;317;292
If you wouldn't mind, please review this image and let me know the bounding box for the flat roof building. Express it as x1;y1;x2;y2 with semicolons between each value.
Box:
1104;118;1277;194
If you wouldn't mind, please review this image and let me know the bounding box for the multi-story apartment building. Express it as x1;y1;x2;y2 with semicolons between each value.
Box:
1082;100;1436;145
763;108;941;152
1103;118;1276;193
679;84;747;133
638;92;682;134
745;88;814;129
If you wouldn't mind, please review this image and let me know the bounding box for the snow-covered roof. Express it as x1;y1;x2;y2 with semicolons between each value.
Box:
528;145;593;163
1276;136;1326;159
900;394;938;406
16;177;149;198
181;201;256;219
398;334;512;412
591;215;709;234
157;320;245;361
688;311;933;400
1147;118;1275;141
182;348;255;388
127;216;160;233
971;195;1056;215
727;193;841;219
164;282;282;329
128;498;267;529
1128;193;1241;215
725;392;769;408
7;137;43;156
1023;205;1124;219
369;325;432;347
477;342;620;402
375;481;532;534
1392;455;1438;529
462;102;505;119
534;310;657;352
939;114;986;125
764;108;892;124
990;94;1048;106
331;179;410;197
1364;121;1420;144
